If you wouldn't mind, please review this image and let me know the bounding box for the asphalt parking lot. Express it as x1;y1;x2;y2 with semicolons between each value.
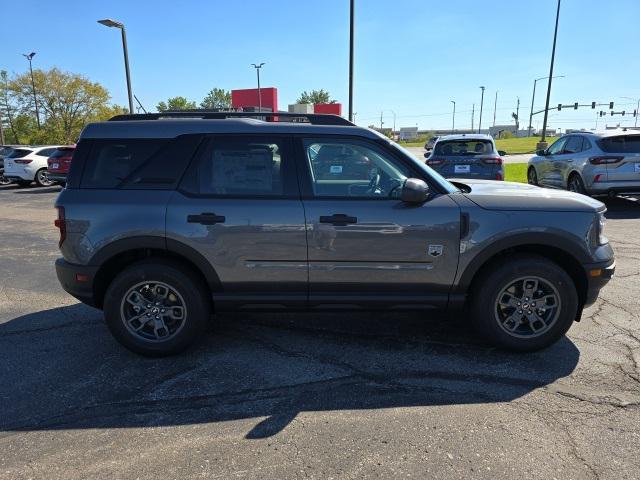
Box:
0;184;639;480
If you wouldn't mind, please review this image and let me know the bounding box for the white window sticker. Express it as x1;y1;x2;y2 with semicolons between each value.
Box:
330;165;343;174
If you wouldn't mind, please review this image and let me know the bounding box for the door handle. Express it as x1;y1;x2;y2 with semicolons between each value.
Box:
319;214;357;226
187;212;226;225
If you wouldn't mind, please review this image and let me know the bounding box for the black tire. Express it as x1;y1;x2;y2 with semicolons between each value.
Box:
567;173;586;195
527;166;538;185
103;259;210;356
470;254;578;351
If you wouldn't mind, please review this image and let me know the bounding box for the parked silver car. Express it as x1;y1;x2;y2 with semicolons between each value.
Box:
527;130;640;196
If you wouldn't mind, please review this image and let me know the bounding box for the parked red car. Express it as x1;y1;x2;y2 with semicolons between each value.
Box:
47;146;76;186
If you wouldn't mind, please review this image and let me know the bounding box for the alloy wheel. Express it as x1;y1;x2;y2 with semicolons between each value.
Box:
37;169;54;187
494;276;561;338
120;281;187;342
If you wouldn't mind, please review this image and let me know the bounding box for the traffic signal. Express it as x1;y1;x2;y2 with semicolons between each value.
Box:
622;111;626;116
635;110;638;117
591;102;596;109
558;104;562;111
599;111;605;117
609;102;614;109
574;102;578;110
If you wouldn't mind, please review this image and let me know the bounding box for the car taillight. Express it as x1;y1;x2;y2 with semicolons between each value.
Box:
495;172;503;180
14;159;33;164
481;156;503;165
589;156;623;165
594;174;602;183
54;206;66;247
426;158;445;166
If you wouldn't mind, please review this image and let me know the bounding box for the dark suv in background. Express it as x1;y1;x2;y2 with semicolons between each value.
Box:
55;112;614;356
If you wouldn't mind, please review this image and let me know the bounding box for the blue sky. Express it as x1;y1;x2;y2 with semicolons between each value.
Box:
1;0;639;131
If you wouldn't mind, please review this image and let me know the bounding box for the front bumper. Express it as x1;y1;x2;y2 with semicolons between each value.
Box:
55;258;99;308
583;260;615;307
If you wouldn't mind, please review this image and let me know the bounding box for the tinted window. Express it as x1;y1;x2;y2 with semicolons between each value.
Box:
303;138;410;198
49;147;75;158
433;140;493;156
7;148;32;158
181;136;286;196
80;137;205;189
599;135;640;153
563;136;582;154
36;148;56;157
547;137;567;155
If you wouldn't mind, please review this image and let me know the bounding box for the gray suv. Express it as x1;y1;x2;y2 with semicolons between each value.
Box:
55;112;614;356
424;134;505;181
528;130;640;196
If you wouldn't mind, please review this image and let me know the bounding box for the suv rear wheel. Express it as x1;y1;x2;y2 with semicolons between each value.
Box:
470;255;578;351
527;167;538;185
103;259;210;356
35;168;54;187
567;173;586;195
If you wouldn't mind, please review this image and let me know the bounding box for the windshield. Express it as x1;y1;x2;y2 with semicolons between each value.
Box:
434;139;494;156
381;135;459;194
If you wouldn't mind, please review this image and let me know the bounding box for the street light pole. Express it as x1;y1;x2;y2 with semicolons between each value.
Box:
98;19;134;114
528;75;565;137
540;0;561;145
450;100;456;133
251;63;265;112
348;0;355;122
471;104;475;131
22;52;41;129
478;86;485;134
492;90;498;127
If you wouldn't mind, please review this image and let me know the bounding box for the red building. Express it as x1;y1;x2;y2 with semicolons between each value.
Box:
231;88;278;112
314;103;342;116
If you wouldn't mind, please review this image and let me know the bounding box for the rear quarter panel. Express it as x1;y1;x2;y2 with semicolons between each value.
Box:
56;189;172;265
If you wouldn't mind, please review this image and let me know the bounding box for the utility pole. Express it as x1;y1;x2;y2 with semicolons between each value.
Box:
0;111;5;145
348;0;355;122
380;111;383;130
515;97;520;130
251;63;265;112
22;52;41;129
493;90;498;127
450;100;456;133
471;104;475;131
478;86;485;134
540;0;561;146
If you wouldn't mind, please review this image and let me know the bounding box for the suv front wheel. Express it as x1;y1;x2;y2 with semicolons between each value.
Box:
470;255;578;351
104;259;210;356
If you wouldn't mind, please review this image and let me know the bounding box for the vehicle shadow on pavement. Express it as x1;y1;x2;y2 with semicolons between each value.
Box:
12;186;62;195
0;303;579;438
601;195;640;219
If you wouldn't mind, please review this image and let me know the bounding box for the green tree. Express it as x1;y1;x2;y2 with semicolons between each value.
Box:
296;89;336;105
1;70;22;144
156;96;196;112
9;68;116;144
200;88;232;109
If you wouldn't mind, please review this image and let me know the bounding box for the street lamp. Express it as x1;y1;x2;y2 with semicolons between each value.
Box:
22;52;40;129
450;100;456;133
528;74;565;137
620;96;640;128
478;86;485;134
98;18;134;114
348;0;355;122
251;63;265;112
540;0;562;146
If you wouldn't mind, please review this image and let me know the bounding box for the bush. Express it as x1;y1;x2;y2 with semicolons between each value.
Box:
500;130;514;139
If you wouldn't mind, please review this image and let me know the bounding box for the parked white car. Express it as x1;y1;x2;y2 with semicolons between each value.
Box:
3;146;64;187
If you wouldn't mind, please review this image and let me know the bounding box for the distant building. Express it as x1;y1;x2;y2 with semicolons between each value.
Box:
399;127;419;140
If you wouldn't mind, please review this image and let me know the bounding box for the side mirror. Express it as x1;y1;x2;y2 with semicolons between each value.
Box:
423;152;429;158
536;149;547;156
401;178;430;204
498;150;507;156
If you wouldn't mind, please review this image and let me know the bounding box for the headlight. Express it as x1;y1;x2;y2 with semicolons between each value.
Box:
597;212;608;245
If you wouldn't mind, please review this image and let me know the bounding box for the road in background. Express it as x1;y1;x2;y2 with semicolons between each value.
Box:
1;184;639;480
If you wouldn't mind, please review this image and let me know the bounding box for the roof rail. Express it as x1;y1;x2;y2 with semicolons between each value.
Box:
108;111;355;126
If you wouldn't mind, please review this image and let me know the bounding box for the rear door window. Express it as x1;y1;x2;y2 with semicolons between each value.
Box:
36;148;56;157
562;136;582;154
179;136;294;197
598;135;640;153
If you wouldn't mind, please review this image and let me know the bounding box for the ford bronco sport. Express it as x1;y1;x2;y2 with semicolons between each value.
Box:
54;112;614;356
